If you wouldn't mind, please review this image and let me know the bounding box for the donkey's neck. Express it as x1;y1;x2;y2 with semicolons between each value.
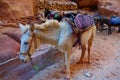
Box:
29;32;41;55
34;29;59;46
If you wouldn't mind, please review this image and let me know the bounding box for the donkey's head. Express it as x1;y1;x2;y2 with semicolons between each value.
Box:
18;23;35;63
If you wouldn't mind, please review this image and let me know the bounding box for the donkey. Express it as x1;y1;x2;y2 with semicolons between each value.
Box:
18;18;96;79
94;15;120;34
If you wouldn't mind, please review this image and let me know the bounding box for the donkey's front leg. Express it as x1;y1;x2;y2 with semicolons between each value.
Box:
64;52;70;80
117;26;120;33
108;26;112;34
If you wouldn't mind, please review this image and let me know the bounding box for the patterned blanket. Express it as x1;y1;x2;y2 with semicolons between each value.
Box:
74;14;95;30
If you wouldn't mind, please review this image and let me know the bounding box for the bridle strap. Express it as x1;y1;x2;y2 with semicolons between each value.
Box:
26;32;37;68
27;32;37;57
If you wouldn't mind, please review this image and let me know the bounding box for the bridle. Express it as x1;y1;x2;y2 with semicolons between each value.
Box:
28;32;37;57
19;26;38;67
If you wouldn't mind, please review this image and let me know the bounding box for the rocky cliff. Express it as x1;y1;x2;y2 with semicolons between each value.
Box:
98;0;120;16
0;0;34;20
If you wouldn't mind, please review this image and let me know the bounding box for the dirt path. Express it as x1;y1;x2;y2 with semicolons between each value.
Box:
30;31;120;80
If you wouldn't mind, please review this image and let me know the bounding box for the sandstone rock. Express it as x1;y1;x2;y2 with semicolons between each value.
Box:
46;1;77;11
0;27;21;43
0;34;20;63
0;0;34;20
98;0;120;16
76;0;98;9
37;0;77;11
0;45;63;80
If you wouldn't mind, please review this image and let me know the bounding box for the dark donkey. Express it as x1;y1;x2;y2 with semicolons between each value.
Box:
94;14;120;34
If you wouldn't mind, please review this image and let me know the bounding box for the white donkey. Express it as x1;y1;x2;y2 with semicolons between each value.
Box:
18;19;96;80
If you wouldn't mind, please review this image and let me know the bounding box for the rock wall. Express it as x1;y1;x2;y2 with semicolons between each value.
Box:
47;1;77;11
98;0;120;16
0;0;34;20
1;0;120;20
0;28;20;63
76;0;99;11
77;0;98;7
37;0;77;12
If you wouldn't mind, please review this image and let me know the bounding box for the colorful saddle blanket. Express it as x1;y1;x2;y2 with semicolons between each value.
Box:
74;14;95;30
110;16;120;25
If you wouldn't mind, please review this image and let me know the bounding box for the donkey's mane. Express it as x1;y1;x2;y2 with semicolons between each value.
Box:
34;20;60;30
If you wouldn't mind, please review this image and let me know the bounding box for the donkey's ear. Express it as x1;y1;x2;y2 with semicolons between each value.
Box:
29;22;34;32
19;23;27;33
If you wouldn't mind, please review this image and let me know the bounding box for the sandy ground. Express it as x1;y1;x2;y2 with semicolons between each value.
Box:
29;29;120;80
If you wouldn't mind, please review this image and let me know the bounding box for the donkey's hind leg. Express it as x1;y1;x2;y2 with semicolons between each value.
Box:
117;26;120;33
77;44;86;64
108;26;112;34
88;34;94;63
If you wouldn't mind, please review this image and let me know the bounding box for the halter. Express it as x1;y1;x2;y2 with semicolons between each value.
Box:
19;27;38;64
19;31;37;57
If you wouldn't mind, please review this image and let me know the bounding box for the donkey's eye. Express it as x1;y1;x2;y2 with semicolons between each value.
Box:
24;42;28;44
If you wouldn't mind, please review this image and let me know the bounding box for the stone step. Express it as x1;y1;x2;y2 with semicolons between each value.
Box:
0;46;63;80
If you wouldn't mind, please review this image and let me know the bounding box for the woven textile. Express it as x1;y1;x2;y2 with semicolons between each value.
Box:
74;14;94;30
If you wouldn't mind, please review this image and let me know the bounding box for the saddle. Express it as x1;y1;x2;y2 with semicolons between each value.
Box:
64;14;95;49
110;16;120;25
64;14;95;35
74;14;95;32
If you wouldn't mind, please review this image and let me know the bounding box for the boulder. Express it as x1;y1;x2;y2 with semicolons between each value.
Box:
0;45;63;80
0;27;21;43
47;1;77;11
76;0;99;10
37;0;77;11
98;0;120;16
0;34;20;63
0;0;34;20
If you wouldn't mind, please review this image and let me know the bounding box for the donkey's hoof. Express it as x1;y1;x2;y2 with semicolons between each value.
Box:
117;31;120;33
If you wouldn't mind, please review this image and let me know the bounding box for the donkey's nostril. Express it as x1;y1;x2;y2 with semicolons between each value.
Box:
21;59;27;63
21;59;24;62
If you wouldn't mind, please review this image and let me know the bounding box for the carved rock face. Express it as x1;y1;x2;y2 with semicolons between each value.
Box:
0;0;34;20
0;33;20;63
38;0;77;11
98;0;120;16
76;0;99;7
